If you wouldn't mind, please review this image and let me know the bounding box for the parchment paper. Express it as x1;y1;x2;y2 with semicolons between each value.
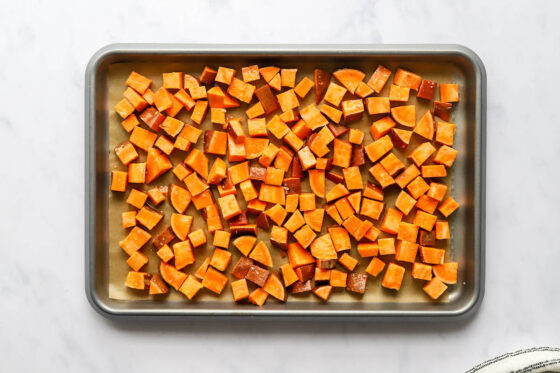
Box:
106;59;464;305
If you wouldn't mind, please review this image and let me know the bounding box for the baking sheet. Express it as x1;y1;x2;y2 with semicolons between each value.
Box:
106;59;465;305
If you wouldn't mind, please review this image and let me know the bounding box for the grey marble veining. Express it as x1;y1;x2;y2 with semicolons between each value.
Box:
1;0;560;371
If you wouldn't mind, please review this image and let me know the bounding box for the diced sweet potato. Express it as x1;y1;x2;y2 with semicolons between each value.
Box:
394;190;417;216
126;188;148;209
357;242;379;258
231;256;254;279
312;285;333;301
202;267;229;294
378;237;396;256
173;240;195;270
110;170;128;192
313;68;332;104
115;141;139;166
435;120;456;147
227;78;255;103
433;101;452;121
438;197;459;217
419;230;436;247
218;194;242;221
325;183;350;203
365;225;381;242
263;273;285;301
414;110;435;140
412;262;433;281
159;262;187;290
339;253;359;271
366;257;386;277
394;68;422;90
114;98;135;119
122;210;136;229
389;84;410;102
190;100;208;125
121;114;140;133
188;228;206;248
341;99;364;122
332;139;352;168
125;271;150;290
249;287;269;306
433;145;458;168
364;135;393;163
304;209;325;232
241;65;260;82
310;234;337;260
323;82;347;107
265;204;287;226
423;277;448;300
168;184;192;214
129;127;157;153
126;251;148;272
367;65;391;93
135;206;163;230
259;184;286;205
347;273;367;294
409;142;436;168
395;240;419;263
419;246;445;264
417;79;437;100
300;104;329;130
380;208;403;235
397;221;419;243
126;71;151;94
210;248;232;271
413;210;437;231
435;221;450;240
440;83;459;103
382;262;405;290
335;198;354;220
231;279;250;301
390;128;413;149
416;195;439;214
355;81;374;98
330;269;348;287
149;274;169;295
255;84;280;114
433;262;458;284
333;68;365;94
391;105;415;127
145;147;173;184
369;163;395;189
395;164;420;189
245;265;270;287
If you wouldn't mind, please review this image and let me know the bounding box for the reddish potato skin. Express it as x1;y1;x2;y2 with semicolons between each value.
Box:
419;230;436;246
229;224;258;237
283;177;301;194
417;80;437;100
314;69;332;104
347;273;368;294
326;171;344;184
290;280;312;294
245;265;270;287
291;158;304;178
256;212;271;230
351;144;366;166
390;128;411;149
231;257;254;279
433;101;452;121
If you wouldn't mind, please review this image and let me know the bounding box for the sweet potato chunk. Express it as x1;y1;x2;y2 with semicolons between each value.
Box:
423;277;448;300
312;285;333;301
136;206;163;230
231;256;254;279
333;68;365;94
210;248;232;271
412;262;432;281
126;188;148;209
391;105;415;127
125;271;150;290
245;265;270;287
126;251;148;272
111;170;128;192
263;273;285;301
382;263;405;291
440;83;459;103
330;269;348;287
438;197;459;217
413;210;437;231
341;99;364;122
419;246;445;264
255;84;280;114
231;279;250;302
436;221;450;240
367;65;391;93
173;240;195;270
249;288;269;306
433;262;458;284
366;257;386;277
364;135;393;163
417;79;437;100
202;267;228;294
159;262;187;290
347;273;367;294
394;68;422;90
149;274;169;295
395;240;419;263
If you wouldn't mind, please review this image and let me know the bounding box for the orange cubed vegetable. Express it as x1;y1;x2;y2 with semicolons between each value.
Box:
438;197;459;217
436;120;456;146
231;279;250;301
407;176;430;199
397;221;419;243
149;274;169;295
126;71;151;94
110;170;128;192
394;190;417;215
365;97;390;115
146;147;173;184
440;84;459;103
125;271;150;290
338;253;358;271
395;164;421;189
324;82;347;107
395;240;419;263
343;166;363;190
364;135;393;163
294;77;314;98
378;238;396;256
218;194;242;220
188;228;206;248
184;172;209;196
242;65;260;82
435;221;450;240
427;182;448;201
120;226;151;255
330;269;348;287
416;195;439;214
341;99;364;122
414;110;435;140
249;287;269;307
248;118;267;137
129;126;157;152
413;210;437;231
348;128;364;145
433;262;458;284
114;98;135;119
333;68;365;94
370;116;397;140
382;263;405;290
380;152;405;175
332;139;352;168
369;163;395;189
412;262;433;281
122;210;136;229
179;275;203;300
259;184;286;205
126;188;148;209
366;257;386;277
357;242;379;258
173;240;195;270
297;146;317;171
394;68;422;90
157;244;174;263
191;100;208;125
293;224;317;249
367;65;391;93
313;285;333;301
210;248;232;272
380;208;403;235
121;114;140;133
136;206;163;230
423;277;448;300
388;84;410;102
420;246;445;264
126;251;148;272
433;145;458;167
159;262;187;290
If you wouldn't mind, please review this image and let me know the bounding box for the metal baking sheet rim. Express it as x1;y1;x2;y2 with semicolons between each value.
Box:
85;44;486;320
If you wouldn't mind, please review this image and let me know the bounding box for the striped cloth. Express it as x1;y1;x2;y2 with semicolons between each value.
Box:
467;347;560;373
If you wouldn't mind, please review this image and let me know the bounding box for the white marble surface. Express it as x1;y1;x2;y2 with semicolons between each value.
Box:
1;0;560;371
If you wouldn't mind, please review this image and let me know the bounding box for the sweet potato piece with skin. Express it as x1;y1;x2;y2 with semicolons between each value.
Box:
420;246;445;264
332;139;352;168
390;128;413;149
149;274;169;295
245;265;270;288
291;119;313;140
326;171;343;184
364;135;393;163
170;213;193;241
419;230;436;247
391;105;416;127
341;99;364;122
417;79;437;100
433;101;452;121
255;84;280;114
436;221;451;240
159;262;187;290
434;262;457;284
366;257;386;277
231;257;254;280
423;277;448;300
125;271;150;290
351;144;366;167
307;169;325;199
412;262;433;281
347;273;367;294
283;177;301;194
382;263;406;290
169;184;192;214
173;240;195;270
202;267;228;294
414;110;435;140
233;235;257;257
440;84;459;103
314;69;331;104
327;123;349;138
